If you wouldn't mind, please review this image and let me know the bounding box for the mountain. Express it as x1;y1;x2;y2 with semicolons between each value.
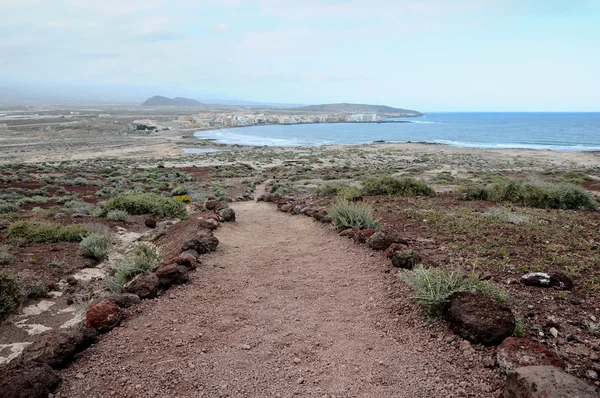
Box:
142;96;203;106
295;103;422;115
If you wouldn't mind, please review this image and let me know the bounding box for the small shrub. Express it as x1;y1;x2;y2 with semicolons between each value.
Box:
0;201;18;214
175;195;192;203
106;210;129;221
338;187;362;201
171;187;187;196
0;270;21;317
100;194;187;219
106;242;162;292
316;183;344;197
398;266;509;319
79;233;113;260
514;318;526;337
0;245;16;265
328;200;380;230
361;176;435;197
26;284;50;299
7;221;89;243
457;184;489;201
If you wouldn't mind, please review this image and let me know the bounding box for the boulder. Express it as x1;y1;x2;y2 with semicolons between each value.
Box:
144;218;157;229
198;231;220;251
353;229;378;243
155;263;189;288
319;216;333;224
257;194;272;202
124;272;159;299
391;250;421;269
198;218;219;231
312;211;325;221
385;243;409;258
218;208;236;222
280;204;293;212
99;292;141;308
497;337;566;373
367;231;392;251
504;366;598;398
85;301;121;332
339;229;356;238
181;238;211;254
0;363;60;398
205;200;222;211
177;252;198;270
521;272;551;287
549;272;573;291
23;328;98;369
447;292;515;346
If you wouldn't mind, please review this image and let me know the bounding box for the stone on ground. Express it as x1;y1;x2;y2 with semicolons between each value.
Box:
367;231;392;251
155;263;189;288
390;250;421;269
497;337;566;373
85;301;122;332
0;362;60;398
504;365;598;397
124;272;159;299
219;208;236;222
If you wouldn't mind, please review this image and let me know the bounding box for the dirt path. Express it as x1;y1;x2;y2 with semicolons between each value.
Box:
57;199;502;397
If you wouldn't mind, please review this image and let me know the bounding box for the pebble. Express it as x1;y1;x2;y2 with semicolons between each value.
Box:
444;336;454;343
591;353;599;362
75;373;84;379
297;378;305;385
240;344;251;350
293;357;301;364
549;327;559;338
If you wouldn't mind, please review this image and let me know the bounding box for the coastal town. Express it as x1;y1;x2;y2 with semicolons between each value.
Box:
174;111;388;129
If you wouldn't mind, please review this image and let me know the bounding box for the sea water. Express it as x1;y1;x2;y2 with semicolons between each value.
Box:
194;112;600;151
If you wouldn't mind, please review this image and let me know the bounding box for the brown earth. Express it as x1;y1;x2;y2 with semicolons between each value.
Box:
57;198;502;397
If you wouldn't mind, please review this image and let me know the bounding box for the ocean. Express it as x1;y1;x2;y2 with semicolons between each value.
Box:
193;112;600;151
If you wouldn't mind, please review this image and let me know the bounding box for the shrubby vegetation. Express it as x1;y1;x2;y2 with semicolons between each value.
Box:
458;179;596;210
7;221;89;243
106;242;162;292
399;266;509;319
328;200;380;230
79;226;114;260
99;193;187;219
106;209;129;221
361;176;436;197
0;270;21;317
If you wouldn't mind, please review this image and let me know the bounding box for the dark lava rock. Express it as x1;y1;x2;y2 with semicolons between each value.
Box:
390;250;421;269
319;216;333;224
257;194;272;202
504;366;598;398
145;218;157;229
447;292;515;346
99;292;141;308
205;200;223;211
155;263;189;288
24;328;98;369
198;217;219;231
353;229;378;244
497;337;566;373
385;243;409;258
177;252;198;270
549;272;574;291
85;301;121;332
339;229;356;238
0;362;60;398
181;238;211;254
280;204;293;212
124;272;159;299
367;231;392;251
219;208;236;222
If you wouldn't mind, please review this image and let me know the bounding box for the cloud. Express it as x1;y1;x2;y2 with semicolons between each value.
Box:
214;24;232;32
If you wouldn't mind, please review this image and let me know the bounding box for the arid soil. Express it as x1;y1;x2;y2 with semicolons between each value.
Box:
57;199;502;397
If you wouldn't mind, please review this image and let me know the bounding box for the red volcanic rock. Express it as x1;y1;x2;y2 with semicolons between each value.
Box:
85;301;121;332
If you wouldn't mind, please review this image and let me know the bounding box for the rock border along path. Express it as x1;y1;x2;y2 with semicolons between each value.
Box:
57;198;502;397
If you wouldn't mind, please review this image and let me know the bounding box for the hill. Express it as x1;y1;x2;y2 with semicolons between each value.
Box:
295;103;422;116
142;96;203;106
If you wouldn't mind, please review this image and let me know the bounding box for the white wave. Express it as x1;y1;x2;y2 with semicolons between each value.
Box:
195;129;332;147
433;140;600;152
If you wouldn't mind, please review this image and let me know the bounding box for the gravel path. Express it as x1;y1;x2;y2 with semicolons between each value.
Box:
57;199;502;397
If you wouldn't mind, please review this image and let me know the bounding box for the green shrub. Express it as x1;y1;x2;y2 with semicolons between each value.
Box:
338;187;362;201
175;195;192;203
79;232;113;260
100;194;187;219
361;176;435;197
0;270;21;317
316;183;344;197
171;187;187;196
0;245;16;265
328;200;380;230
7;221;89;243
0;201;18;214
26;284;50;299
457;179;596;210
106;210;129;221
106;242;162;292
398;266;509;319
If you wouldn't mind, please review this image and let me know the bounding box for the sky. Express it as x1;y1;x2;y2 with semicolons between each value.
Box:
1;0;599;111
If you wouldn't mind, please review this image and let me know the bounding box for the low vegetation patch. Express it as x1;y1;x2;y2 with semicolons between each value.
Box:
106;242;162;292
79;227;114;260
328;199;379;230
7;221;89;243
458;179;596;210
0;270;21;317
399;266;509;319
361;176;436;197
100;193;187;219
106;209;129;221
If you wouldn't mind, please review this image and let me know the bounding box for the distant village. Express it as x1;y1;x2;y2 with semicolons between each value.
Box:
174;112;386;129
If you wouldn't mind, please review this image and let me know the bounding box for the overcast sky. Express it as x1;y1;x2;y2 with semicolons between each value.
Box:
1;0;599;111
